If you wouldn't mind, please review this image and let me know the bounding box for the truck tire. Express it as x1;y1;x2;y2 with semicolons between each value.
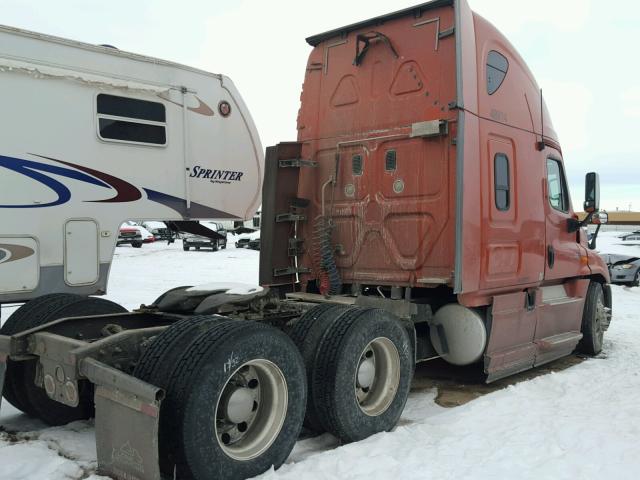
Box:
1;294;127;425
577;282;606;355
1;293;83;415
149;320;306;480
287;303;353;432
183;245;190;251
312;308;413;443
133;315;230;474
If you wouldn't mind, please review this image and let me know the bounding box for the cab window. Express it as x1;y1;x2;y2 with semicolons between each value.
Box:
487;50;509;95
546;158;569;212
494;153;510;211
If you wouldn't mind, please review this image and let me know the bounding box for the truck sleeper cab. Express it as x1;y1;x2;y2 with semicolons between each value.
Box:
261;0;612;379
0;2;612;480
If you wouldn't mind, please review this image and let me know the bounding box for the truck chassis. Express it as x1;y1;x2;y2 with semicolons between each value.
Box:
0;279;610;480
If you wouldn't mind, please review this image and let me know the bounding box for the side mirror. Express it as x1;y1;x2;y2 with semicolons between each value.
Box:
583;172;600;213
592;211;608;225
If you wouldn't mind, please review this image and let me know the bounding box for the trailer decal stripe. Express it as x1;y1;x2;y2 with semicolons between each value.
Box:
0;154;110;208
0;243;35;264
32;154;142;203
0;154;235;218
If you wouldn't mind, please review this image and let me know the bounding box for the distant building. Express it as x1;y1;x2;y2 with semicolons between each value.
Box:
578;211;640;225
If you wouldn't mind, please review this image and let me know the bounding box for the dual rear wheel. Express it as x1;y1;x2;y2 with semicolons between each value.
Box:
2;297;413;480
133;317;306;480
289;305;414;442
133;305;413;479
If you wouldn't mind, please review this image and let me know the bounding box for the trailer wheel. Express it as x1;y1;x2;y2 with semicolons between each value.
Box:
157;321;305;480
132;241;142;248
287;303;353;432
312;308;413;443
1;294;127;425
1;294;81;415
577;282;606;355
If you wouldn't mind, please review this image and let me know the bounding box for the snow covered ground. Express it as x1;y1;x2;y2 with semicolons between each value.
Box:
1;231;639;480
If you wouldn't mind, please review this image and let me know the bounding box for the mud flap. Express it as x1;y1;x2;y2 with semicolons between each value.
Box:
81;358;164;480
260;142;306;288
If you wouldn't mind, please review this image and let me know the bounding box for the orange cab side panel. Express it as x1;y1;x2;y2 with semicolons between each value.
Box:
296;3;459;288
472;13;550;296
459;11;564;306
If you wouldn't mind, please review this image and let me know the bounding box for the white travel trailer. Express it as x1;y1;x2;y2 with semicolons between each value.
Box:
0;25;263;304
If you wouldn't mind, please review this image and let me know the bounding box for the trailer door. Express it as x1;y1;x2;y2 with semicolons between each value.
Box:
64;220;99;285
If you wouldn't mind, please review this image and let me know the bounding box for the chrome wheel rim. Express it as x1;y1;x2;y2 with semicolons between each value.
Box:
354;337;401;417
215;359;288;461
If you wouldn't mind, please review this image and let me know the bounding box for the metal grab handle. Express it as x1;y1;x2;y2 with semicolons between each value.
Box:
547;245;555;269
353;31;399;66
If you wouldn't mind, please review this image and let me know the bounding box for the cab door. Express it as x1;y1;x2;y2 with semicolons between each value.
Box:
543;154;583;281
537;154;585;349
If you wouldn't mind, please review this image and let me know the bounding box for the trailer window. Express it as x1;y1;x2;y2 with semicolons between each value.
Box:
487;50;508;95
494;153;510;211
97;94;166;146
546;158;569;212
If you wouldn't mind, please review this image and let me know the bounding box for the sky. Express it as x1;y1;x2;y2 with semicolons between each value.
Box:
2;0;639;211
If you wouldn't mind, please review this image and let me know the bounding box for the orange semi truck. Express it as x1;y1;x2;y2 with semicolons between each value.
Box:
261;0;612;380
0;1;611;479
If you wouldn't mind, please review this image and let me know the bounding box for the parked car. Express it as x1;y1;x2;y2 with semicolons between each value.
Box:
138;226;156;243
117;226;143;248
619;231;640;242
248;237;260;251
142;221;174;242
183;222;227;251
235;238;251;249
121;222;156;243
600;253;640;286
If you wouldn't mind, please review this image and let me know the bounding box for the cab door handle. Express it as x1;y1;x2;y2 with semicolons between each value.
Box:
547;245;555;268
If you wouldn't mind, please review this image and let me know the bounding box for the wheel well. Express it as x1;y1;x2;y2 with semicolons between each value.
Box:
590;274;612;311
